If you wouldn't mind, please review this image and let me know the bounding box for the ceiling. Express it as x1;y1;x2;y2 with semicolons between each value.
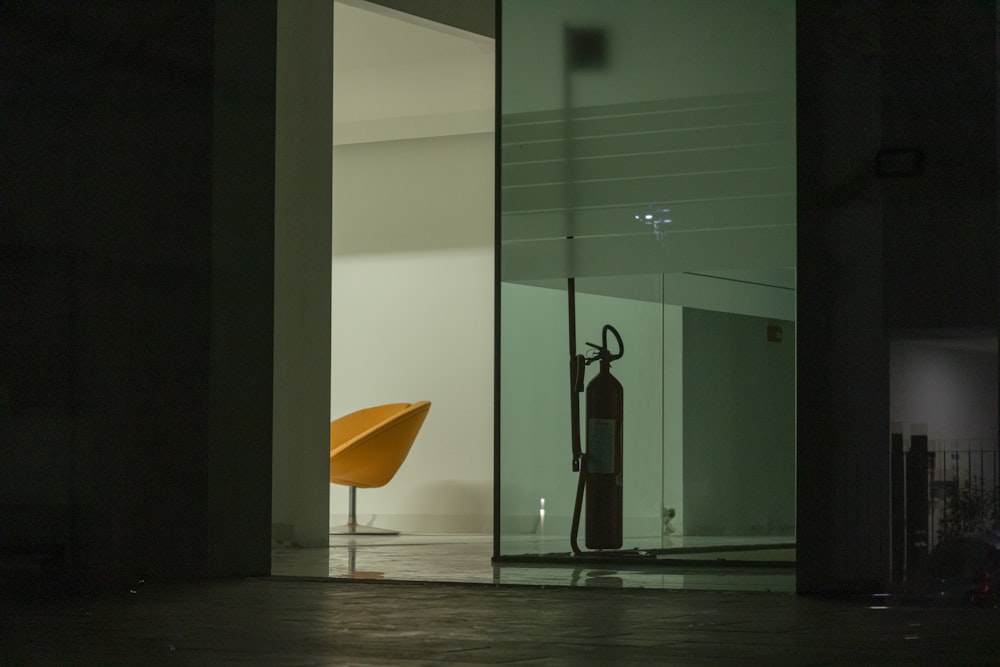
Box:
333;0;494;145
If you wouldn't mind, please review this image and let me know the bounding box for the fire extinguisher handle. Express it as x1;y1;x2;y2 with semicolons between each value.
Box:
603;324;624;361
586;325;624;363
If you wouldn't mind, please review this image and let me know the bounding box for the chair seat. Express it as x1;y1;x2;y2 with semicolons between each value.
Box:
329;401;431;536
329;401;431;489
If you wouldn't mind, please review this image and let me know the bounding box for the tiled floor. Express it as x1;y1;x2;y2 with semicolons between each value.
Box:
271;533;797;592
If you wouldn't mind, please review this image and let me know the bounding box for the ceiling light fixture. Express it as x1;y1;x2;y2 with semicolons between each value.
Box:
633;204;672;239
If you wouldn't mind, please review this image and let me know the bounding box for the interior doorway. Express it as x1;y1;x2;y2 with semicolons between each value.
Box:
327;1;494;541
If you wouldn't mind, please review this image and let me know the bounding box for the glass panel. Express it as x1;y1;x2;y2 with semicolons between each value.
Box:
498;0;796;562
500;275;666;553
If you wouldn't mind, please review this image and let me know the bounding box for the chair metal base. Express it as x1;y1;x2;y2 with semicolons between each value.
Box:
330;486;400;536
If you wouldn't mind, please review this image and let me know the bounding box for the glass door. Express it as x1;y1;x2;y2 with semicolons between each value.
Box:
497;0;797;564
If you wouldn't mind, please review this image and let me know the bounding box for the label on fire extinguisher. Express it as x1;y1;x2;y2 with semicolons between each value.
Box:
587;418;616;473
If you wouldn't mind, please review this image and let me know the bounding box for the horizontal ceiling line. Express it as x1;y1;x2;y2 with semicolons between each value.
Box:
502;120;795;140
500;223;796;244
500;166;794;190
683;271;796;291
500;192;796;214
500;91;795;124
500;142;796;167
499;121;794;146
500;102;792;128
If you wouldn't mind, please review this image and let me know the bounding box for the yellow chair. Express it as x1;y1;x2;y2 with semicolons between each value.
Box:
329;401;431;535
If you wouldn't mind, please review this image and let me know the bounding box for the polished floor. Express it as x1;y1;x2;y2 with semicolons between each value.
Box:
271;533;796;592
4;575;1000;665
5;535;1000;664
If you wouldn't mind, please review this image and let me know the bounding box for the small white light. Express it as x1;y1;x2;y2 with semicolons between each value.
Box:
645;214;653;220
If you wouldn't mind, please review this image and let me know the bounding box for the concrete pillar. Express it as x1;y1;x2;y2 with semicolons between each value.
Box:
797;0;998;593
271;0;333;548
796;0;890;593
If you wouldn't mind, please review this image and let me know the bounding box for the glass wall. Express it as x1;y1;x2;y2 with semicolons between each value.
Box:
497;0;797;560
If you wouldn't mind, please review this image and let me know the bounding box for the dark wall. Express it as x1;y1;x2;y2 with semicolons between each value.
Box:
881;2;998;330
1;2;276;582
797;0;998;593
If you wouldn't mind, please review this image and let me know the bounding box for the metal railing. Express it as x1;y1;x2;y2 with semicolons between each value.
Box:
926;440;999;551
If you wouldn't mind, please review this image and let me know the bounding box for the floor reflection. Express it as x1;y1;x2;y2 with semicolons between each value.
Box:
271;534;796;592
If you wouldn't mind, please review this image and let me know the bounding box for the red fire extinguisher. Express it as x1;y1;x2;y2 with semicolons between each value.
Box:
570;324;624;552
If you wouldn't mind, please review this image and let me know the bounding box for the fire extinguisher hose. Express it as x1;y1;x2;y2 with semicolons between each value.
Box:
569;453;586;555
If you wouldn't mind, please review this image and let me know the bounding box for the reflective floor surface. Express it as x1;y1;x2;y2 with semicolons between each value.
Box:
8;575;1000;665
271;533;796;592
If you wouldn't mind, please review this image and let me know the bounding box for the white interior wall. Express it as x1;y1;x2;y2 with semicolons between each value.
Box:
890;340;999;445
330;133;494;533
329;2;494;533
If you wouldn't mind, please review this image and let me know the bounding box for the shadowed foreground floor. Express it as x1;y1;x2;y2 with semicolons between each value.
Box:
2;577;1000;665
